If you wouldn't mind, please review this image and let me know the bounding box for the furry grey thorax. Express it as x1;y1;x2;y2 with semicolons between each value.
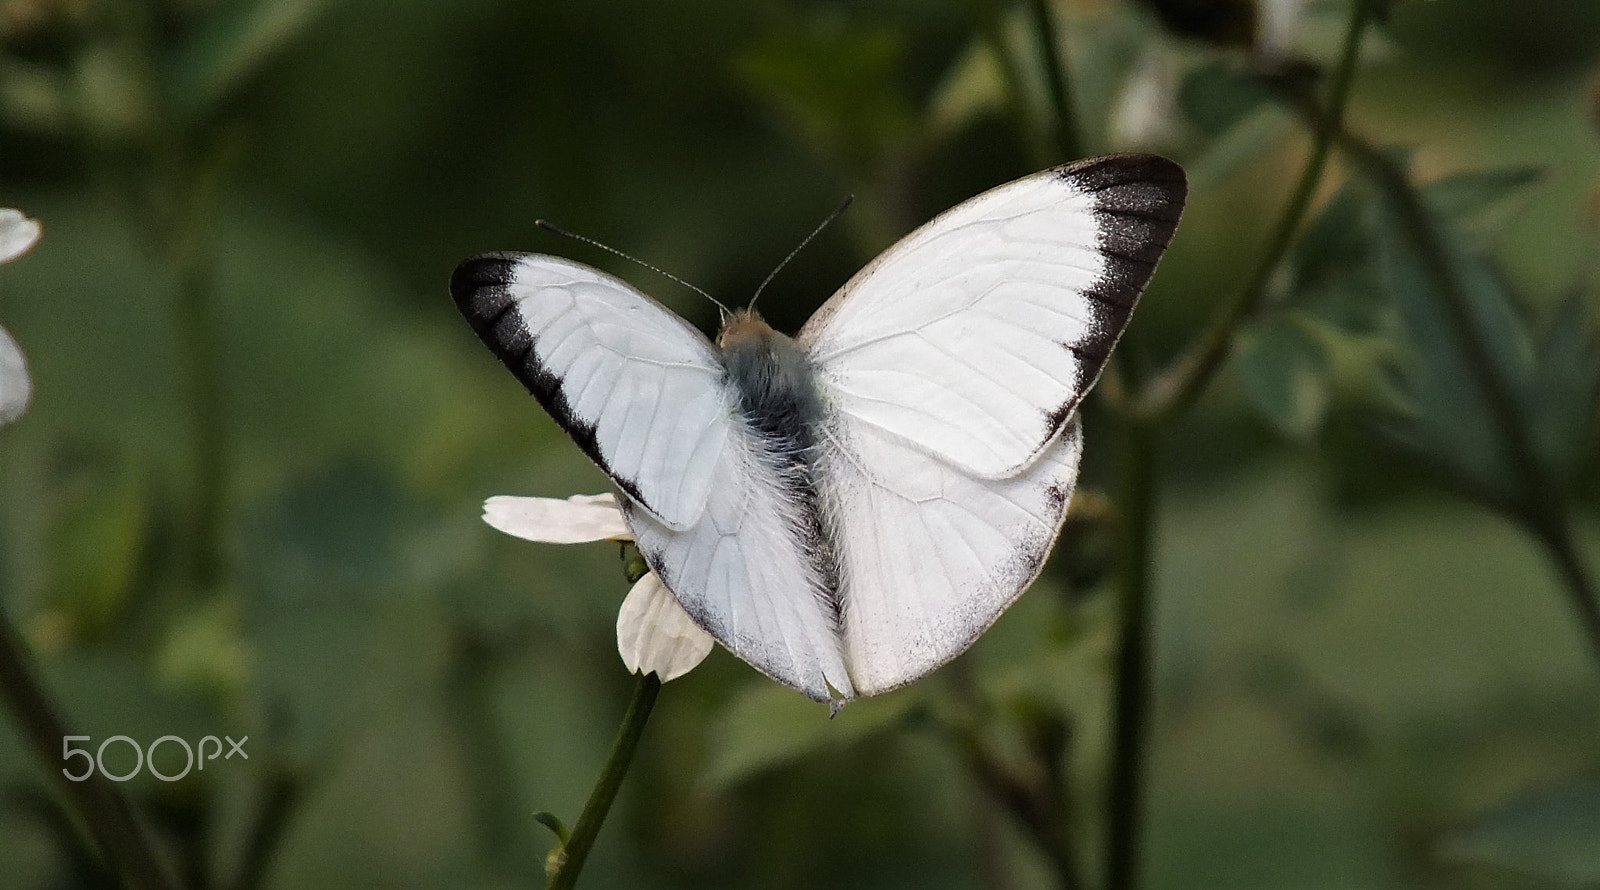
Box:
717;310;843;630
718;311;825;450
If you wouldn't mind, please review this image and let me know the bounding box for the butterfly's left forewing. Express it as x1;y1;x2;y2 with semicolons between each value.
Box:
453;253;731;530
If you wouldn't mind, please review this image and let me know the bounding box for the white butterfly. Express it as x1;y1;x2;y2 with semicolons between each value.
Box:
453;155;1186;705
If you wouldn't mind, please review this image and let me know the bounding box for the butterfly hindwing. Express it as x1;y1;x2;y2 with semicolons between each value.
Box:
820;417;1084;696
621;430;856;702
451;253;731;530
800;154;1186;478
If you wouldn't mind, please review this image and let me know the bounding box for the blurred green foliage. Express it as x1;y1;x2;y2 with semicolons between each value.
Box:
1;0;1599;888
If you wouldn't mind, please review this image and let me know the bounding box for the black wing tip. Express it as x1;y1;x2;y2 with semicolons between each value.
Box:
1056;153;1187;192
1063;155;1190;316
1057;155;1189;228
450;252;525;312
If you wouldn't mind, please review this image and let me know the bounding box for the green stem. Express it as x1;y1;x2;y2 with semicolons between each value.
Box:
1531;517;1600;667
225;767;301;890
1134;0;1374;424
1024;0;1085;160
546;672;661;890
1098;7;1373;886
0;608;179;890
942;675;1084;890
172;248;226;591
139;126;240;595
1104;418;1156;890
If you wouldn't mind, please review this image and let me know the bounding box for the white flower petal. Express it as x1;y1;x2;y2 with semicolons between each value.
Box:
0;210;41;265
0;325;30;426
1257;0;1309;60
1108;46;1184;151
617;572;713;682
482;492;631;543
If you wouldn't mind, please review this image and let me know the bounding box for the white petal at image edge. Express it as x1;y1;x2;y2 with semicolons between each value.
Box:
0;326;29;425
617;572;714;682
482;492;631;543
0;210;41;264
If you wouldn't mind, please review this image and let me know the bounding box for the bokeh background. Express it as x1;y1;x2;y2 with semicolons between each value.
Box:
2;0;1600;887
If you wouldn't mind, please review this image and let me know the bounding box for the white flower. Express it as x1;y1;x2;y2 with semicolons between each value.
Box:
1107;45;1186;152
0;208;41;426
482;492;714;682
1256;0;1310;62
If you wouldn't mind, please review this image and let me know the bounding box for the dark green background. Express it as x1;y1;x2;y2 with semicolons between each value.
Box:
2;0;1599;886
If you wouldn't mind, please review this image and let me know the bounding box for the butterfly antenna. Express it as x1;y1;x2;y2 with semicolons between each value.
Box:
748;195;854;312
536;219;732;319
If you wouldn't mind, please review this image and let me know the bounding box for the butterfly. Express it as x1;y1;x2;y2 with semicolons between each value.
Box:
452;154;1186;705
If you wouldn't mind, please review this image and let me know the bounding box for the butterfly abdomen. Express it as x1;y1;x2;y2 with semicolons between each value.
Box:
717;311;844;632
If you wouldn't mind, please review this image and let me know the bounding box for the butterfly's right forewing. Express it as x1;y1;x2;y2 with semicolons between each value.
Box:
801;155;1186;478
804;155;1186;695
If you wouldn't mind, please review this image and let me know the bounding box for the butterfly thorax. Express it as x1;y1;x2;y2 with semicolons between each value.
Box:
717;310;825;451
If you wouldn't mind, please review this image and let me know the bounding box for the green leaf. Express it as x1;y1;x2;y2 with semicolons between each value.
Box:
0;58;72;136
926;38;1005;137
1280;160;1594;504
533;812;570;845
1438;779;1600;887
237;459;440;757
239;459;428;606
165;0;328;120
701;683;921;790
42;455;150;644
156;597;251;698
1289;182;1375;302
736;22;915;173
1178;61;1275;138
1237;313;1333;440
1527;290;1600;488
1421;165;1546;240
1373;184;1539;505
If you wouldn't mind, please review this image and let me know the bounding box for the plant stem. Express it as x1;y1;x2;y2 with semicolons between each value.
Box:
0;608;179;890
1532;515;1600;666
942;672;1084;890
963;742;1084;890
138;125;240;595
546;672;661;890
1024;0;1085;160
172;247;226;591
226;767;301;890
1134;0;1374;424
1098;7;1375;888
1104;417;1156;890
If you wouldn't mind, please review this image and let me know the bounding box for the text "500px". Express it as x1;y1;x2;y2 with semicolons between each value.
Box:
62;735;247;782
